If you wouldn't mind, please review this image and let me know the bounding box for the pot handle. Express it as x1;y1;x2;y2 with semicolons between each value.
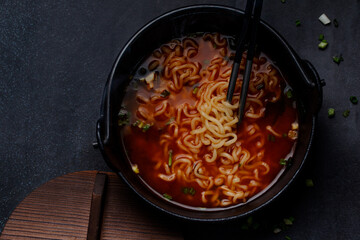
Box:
96;79;112;148
96;118;104;150
300;59;325;114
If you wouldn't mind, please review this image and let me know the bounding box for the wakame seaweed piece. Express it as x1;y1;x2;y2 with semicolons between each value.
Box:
138;67;147;75
228;37;237;50
267;134;276;142
286;157;294;166
350;96;358;104
256;83;264;90
118;108;130;126
161;89;170;98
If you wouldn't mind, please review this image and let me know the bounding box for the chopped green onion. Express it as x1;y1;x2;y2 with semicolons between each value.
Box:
160;89;170;98
118;119;128;126
283;218;294;225
318;34;325;41
247;216;253;225
132;164;139;174
282;133;288;138
343;110;350;118
273;228;282;234
286;89;293;98
193;87;199;95
134;120;153;131
319;13;331;25
163;193;172;200
305;179;314;187
333;18;339;27
268;134;276;142
165;117;175;125
168;149;173;167
285;236;292;240
182;187;196;196
279;157;293;166
281;0;286;3
328;108;335;118
295;20;301;27
133;120;141;127
252;222;260;230
213;43;217;49
118;108;130;126
142;123;151;132
240;216;260;230
350;96;358;104
333;54;343;65
318;40;328;49
138;121;144;128
279;158;287;165
241;224;249;230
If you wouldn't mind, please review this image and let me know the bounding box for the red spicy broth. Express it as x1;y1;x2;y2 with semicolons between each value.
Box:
119;33;298;210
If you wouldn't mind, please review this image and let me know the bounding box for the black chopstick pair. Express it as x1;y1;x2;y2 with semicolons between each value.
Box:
226;0;264;126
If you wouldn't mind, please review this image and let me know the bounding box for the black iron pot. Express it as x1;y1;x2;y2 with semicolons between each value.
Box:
96;5;323;222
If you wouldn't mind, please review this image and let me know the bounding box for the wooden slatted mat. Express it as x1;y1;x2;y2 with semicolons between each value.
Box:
1;171;183;240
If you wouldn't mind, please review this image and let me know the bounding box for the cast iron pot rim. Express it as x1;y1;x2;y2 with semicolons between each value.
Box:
97;4;320;222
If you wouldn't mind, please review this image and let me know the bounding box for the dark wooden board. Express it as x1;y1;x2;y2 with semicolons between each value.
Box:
1;171;183;240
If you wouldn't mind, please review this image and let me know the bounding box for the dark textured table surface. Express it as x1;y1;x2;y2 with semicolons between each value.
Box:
1;0;359;239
